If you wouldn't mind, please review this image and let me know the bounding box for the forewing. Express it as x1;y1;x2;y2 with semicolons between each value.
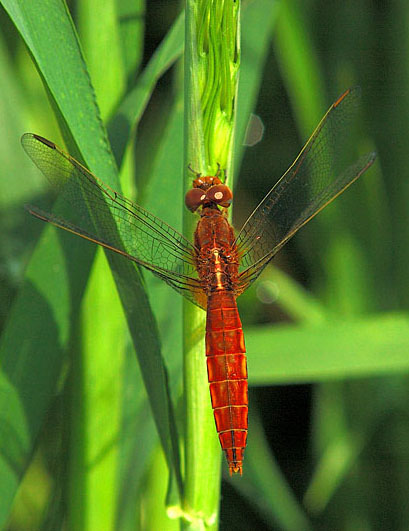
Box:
235;87;376;292
22;133;206;309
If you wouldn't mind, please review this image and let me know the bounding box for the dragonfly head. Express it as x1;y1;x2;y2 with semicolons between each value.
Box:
185;175;233;212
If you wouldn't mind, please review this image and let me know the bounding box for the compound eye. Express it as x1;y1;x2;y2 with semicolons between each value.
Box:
207;184;233;207
185;187;207;212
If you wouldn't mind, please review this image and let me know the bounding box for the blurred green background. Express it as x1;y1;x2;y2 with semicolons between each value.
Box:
1;0;409;529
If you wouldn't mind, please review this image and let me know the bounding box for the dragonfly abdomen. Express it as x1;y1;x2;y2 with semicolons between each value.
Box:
206;290;248;475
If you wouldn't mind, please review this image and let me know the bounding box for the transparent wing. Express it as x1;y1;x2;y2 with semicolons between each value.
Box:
235;87;376;293
22;133;206;309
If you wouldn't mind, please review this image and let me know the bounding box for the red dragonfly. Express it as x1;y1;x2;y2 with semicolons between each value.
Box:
23;87;375;475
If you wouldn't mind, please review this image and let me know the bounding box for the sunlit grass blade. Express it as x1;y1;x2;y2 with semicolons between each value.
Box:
248;313;409;385
77;0;125;120
68;250;126;530
0;0;182;524
69;4;127;528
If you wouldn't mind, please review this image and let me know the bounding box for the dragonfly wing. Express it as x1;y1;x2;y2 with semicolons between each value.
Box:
22;133;206;309
234;87;376;293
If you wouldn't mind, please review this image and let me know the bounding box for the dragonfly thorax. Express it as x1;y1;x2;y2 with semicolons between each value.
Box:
193;210;239;294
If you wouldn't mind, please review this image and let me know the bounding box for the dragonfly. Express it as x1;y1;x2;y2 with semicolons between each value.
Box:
22;87;376;475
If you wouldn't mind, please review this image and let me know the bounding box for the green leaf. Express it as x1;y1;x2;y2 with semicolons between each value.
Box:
0;1;182;524
116;0;145;81
77;0;125;120
108;11;184;165
67;5;128;528
248;314;409;385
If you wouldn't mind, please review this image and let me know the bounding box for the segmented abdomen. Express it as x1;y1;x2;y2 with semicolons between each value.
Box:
206;290;248;474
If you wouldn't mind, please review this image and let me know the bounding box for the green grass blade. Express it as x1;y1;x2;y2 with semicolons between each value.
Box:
303;424;367;514
0;31;44;207
0;227;82;528
248;314;409;385
182;1;242;526
108;11;184;165
69;5;127;527
1;0;117;177
116;0;145;82
116;345;158;530
0;1;182;524
68;251;126;530
182;3;219;525
132;86;185;519
274;0;375;305
274;0;325;137
77;0;125;120
253;266;327;325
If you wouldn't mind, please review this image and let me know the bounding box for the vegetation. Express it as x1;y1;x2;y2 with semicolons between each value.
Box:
0;0;408;529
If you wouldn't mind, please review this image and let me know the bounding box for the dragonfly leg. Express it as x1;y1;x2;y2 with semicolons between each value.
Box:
187;163;202;178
